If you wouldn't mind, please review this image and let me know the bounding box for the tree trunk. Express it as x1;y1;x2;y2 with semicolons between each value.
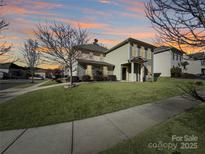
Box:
70;64;73;86
31;68;34;83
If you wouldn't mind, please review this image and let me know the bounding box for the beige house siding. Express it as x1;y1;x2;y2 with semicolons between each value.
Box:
105;43;130;80
105;41;154;82
79;51;105;61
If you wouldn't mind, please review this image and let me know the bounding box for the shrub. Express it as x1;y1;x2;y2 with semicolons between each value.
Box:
103;76;108;81
154;73;161;81
171;67;182;78
181;73;196;79
67;76;79;82
107;75;117;81
82;75;91;81
93;75;104;81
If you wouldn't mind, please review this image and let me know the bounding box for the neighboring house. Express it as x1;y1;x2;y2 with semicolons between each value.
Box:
105;38;155;82
184;52;205;75
35;68;47;79
0;63;27;79
154;46;184;77
73;39;114;80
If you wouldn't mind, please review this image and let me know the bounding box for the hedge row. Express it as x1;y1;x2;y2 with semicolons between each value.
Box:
67;75;117;82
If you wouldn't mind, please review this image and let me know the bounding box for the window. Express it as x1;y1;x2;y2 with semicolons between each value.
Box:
145;48;148;59
201;69;205;75
137;46;141;57
100;54;104;61
176;54;178;61
89;52;93;59
147;50;152;59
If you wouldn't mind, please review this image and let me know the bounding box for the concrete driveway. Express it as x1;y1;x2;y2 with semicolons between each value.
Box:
0;95;200;154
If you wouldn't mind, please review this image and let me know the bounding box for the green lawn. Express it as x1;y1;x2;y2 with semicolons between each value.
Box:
0;78;200;131
101;103;205;154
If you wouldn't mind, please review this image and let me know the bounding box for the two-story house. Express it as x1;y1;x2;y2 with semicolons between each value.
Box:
184;52;205;75
104;38;155;82
73;39;114;80
154;46;184;77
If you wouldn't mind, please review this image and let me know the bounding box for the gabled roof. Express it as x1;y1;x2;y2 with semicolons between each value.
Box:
75;44;108;53
188;52;205;60
154;46;185;54
106;38;156;54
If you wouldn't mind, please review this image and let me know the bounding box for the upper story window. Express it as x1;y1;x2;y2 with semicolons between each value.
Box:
131;45;136;57
137;46;141;57
89;52;93;59
144;48;148;59
147;49;152;59
141;47;145;58
100;54;104;61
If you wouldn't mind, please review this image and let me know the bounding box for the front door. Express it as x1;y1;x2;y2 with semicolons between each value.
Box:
122;67;127;80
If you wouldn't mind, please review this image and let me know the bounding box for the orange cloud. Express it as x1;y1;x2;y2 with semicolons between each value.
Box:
99;0;111;4
101;30;156;39
58;18;108;29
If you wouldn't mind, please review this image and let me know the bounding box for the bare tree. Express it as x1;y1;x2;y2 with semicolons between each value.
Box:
145;0;205;51
21;39;40;83
0;0;11;56
35;22;89;86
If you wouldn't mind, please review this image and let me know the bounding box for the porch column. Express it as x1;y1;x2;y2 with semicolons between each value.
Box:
131;62;134;82
103;66;108;77
86;65;93;79
140;65;144;82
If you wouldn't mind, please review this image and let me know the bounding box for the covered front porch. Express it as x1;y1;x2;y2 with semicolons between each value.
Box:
77;59;114;80
121;57;152;82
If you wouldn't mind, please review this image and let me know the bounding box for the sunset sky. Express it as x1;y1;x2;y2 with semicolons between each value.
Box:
1;0;157;68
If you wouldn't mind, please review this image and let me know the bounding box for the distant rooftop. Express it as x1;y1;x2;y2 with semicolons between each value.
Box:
188;52;205;60
154;46;184;54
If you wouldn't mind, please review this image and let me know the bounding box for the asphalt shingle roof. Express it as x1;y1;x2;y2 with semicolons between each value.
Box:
75;44;108;53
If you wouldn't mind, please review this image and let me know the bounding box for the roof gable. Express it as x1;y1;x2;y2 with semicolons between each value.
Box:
106;38;156;54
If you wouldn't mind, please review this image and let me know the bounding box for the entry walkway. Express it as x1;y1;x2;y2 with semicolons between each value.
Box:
0;95;201;154
0;81;69;104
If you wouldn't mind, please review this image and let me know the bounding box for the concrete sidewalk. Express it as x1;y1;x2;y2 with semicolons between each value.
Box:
0;95;200;154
